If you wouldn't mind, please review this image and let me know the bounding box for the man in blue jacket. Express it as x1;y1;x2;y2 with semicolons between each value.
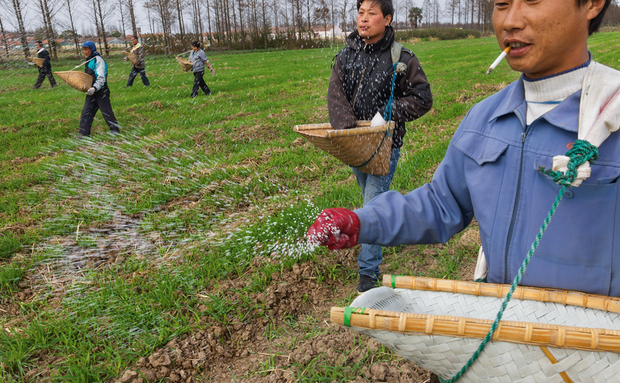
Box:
79;41;120;137
308;0;620;297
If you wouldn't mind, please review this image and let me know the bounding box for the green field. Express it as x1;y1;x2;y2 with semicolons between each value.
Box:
1;33;620;382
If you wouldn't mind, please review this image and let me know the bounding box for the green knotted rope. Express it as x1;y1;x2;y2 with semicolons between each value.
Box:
439;140;598;383
539;140;599;186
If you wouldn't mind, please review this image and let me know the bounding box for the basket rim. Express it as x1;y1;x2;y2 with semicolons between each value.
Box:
383;275;620;315
293;121;394;138
330;306;620;353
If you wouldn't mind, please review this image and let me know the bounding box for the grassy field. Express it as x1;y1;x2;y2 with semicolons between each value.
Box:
1;33;620;382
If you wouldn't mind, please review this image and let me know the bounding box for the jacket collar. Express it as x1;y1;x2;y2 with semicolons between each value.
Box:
347;26;395;54
489;76;579;133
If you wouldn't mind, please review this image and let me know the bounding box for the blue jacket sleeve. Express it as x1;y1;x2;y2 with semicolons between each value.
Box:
354;128;475;246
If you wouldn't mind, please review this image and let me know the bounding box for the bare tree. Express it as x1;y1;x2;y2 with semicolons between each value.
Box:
0;14;9;58
237;0;246;49
144;0;176;53
260;0;267;49
340;0;352;38
125;0;138;36
272;0;278;34
173;0;186;44
314;0;329;39
7;0;30;60
305;0;311;39
60;0;81;57
205;0;212;45
190;0;203;43
93;0;114;57
42;0;61;60
117;0;128;46
445;0;457;26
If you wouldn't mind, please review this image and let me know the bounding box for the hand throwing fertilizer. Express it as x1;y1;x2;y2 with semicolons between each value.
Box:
330;63;620;381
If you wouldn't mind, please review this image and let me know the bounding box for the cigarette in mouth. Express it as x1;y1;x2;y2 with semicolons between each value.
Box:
486;46;511;75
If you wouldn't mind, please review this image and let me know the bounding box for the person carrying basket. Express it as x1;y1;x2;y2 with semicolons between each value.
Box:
78;41;120;137
188;41;215;98
125;35;150;87
32;41;57;89
327;0;433;293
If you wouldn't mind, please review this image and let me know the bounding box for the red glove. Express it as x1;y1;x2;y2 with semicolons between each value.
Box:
307;208;360;250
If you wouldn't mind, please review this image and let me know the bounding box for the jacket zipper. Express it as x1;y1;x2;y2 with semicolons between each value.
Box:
503;111;527;284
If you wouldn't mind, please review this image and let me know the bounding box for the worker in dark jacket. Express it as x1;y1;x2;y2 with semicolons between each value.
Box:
32;41;57;89
125;35;150;87
79;41;120;137
327;0;432;293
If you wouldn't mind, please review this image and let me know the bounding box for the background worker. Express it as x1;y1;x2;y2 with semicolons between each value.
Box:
309;0;620;297
327;0;432;293
189;41;215;98
125;35;150;87
79;41;120;137
32;41;57;89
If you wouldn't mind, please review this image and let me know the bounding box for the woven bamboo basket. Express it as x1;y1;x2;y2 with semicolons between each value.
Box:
293;121;394;176
331;275;620;382
29;57;45;67
176;56;192;72
123;51;137;64
55;71;93;92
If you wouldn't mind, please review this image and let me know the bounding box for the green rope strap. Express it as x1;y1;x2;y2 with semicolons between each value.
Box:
439;140;598;383
344;307;366;327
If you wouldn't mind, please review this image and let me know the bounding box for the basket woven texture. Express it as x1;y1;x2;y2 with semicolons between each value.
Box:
123;51;137;64
176;56;192;72
332;276;620;382
293;121;394;176
55;71;92;92
29;57;45;67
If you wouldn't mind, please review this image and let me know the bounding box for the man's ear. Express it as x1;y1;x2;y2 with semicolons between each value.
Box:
586;0;606;21
384;14;392;26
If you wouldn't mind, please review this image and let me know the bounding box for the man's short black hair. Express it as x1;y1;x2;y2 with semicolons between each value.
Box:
36;40;43;46
132;35;138;40
356;0;393;22
577;0;611;35
192;41;201;48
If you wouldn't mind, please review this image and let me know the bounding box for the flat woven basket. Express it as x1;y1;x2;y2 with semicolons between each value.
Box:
332;275;620;382
293;121;394;176
29;57;45;67
123;51;137;64
55;71;92;92
176;56;192;72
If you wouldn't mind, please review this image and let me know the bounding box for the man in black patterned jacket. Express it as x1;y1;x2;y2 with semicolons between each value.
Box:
327;0;432;293
32;41;57;89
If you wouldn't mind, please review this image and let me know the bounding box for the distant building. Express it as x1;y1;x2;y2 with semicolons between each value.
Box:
313;25;345;39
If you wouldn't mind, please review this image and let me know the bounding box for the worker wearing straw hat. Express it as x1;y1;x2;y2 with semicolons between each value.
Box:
79;41;120;137
189;41;214;98
125;35;150;87
32;41;57;89
326;0;433;294
309;0;620;297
